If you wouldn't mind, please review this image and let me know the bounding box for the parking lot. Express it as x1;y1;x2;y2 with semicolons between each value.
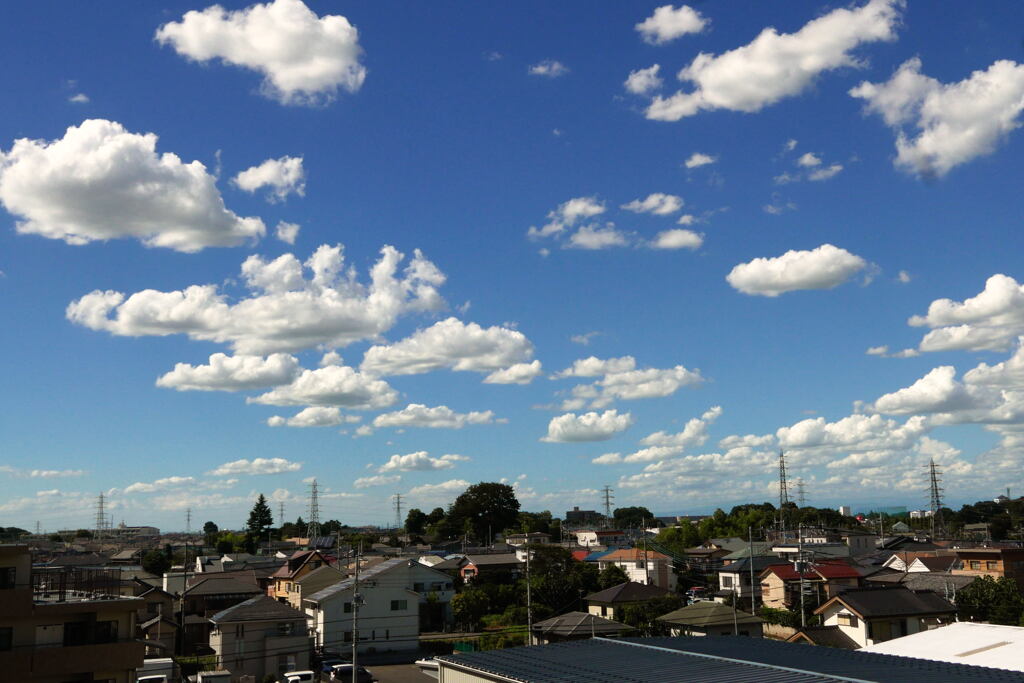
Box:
366;664;433;683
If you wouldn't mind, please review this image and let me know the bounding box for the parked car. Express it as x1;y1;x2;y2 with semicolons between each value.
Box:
329;664;376;682
282;671;317;683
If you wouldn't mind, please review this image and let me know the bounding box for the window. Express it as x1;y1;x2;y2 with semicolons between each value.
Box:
94;621;118;644
0;627;12;651
277;622;294;636
385;629;390;640
0;567;15;590
343;631;352;643
235;624;245;638
837;613;858;628
721;576;733;588
63;621;88;646
343;602;352;613
986;561;999;571
970;561;981;570
413;583;425;592
390;600;408;611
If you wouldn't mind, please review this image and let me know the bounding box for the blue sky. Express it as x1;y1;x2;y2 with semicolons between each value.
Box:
2;0;1024;532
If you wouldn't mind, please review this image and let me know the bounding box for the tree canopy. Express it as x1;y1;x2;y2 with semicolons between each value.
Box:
614;506;654;529
406;508;428;535
246;494;273;540
448;482;521;541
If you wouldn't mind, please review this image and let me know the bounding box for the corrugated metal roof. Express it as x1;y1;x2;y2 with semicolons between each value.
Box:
436;636;1024;682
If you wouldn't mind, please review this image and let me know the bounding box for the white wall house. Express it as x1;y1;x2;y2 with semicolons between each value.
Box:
303;558;455;653
597;548;676;591
813;588;955;649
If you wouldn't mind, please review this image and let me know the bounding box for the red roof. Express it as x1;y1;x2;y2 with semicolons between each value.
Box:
571;550;590;562
762;561;860;581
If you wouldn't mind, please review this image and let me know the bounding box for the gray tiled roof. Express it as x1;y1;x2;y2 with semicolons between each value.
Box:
306;557;407;603
531;611;634;637
436;636;1024;682
823;587;955;618
585;581;670;604
210;594;307;623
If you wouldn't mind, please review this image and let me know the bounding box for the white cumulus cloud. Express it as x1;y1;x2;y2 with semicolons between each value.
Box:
726;244;867;297
67;244;446;355
155;0;366;105
408;479;471;498
641;405;722;448
650;228;703;250
621;193;684;216
646;0;901;121
566;225;630;250
851;57;1024;178
684;152;716;169
625;65;663;95
635;5;707;45
267;406;357;428
909;274;1024;353
528;196;606;239
275;221;300;244
484;360;543;385
378;452;470;472
156;353;300;391
125;476;195;494
208;457;301;475
372;404;495;430
248;364;397;409
233;155;305;201
361;317;533;376
354;475;400;488
0;119;264;252
542;410;634;442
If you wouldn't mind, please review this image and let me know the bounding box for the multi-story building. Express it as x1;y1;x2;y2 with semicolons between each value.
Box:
0;544;145;682
953;548;1024;588
209;595;311;681
304;558;455;653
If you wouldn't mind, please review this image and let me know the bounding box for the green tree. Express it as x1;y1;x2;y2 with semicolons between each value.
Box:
517;510;553;534
142;550;171;576
613;506;654;529
598;563;629;589
655;524;701;554
957;576;1024;625
448;482;521;542
426;507;446;524
620;595;685;635
246;494;274;541
452;588;491;630
203;521;218;545
525;546;600;619
406;508;428;535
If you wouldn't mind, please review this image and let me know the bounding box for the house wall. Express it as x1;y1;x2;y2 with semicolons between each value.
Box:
597;558;675;591
307;586;420;653
210;618;309;681
821;606;932;649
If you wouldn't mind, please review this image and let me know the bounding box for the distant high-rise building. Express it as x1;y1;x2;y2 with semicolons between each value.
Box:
838;505;852;517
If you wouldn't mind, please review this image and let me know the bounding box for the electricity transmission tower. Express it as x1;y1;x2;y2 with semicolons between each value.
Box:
796;478;807;508
778;451;790;532
393;493;403;531
94;493;109;542
185;508;192;535
927;459;945;539
278;502;285;528
307;479;321;540
601;486;614;527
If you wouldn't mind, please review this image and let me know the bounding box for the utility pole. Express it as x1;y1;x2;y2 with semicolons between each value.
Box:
748;526;757;613
601;486;614;528
351;541;362;683
525;541;532;646
797;524;806;629
307;479;322;541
